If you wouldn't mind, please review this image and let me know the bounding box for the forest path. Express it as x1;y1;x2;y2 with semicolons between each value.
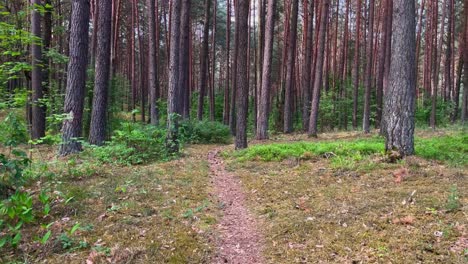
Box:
208;149;264;264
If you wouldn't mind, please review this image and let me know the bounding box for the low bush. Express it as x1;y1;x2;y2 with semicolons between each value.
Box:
0;149;30;197
234;137;384;162
0;112;28;147
88;122;168;165
181;120;231;144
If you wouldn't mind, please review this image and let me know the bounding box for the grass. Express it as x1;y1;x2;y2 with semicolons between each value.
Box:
233;132;467;166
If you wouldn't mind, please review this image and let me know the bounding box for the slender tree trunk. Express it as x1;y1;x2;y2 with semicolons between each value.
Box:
235;0;249;149
131;0;137;121
167;0;182;153
89;0;112;145
308;0;330;137
383;0;416;157
148;0;159;125
197;0;212;120
256;0;276;139
31;0;46;139
180;0;191;119
224;0;231;125
352;0;362;130
209;0;217;121
283;0;299;133
302;0;314;130
375;0;389;128
462;0;468;123
59;0;90;156
363;0;374;133
415;0;425;95
430;0;439;129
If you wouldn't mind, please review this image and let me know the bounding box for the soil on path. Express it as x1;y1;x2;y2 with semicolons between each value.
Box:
208;149;264;264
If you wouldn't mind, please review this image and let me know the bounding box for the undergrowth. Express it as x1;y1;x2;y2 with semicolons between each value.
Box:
234;133;467;166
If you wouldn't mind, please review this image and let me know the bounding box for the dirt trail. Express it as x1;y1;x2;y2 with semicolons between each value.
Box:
208;149;264;264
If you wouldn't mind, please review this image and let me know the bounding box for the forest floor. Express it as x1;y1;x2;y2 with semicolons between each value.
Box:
1;128;467;263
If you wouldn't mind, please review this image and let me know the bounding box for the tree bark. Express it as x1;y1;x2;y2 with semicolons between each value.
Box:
197;0;212;120
224;0;231;125
308;0;330;137
235;0;249;149
31;0;46;139
301;0;314;130
256;0;276;140
148;0;160;125
383;0;416;157
59;0;90;156
89;0;112;145
167;0;182;153
363;0;375;133
180;0;191;119
352;0;362;130
283;0;299;133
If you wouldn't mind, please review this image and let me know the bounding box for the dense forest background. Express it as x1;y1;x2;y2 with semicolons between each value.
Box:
0;0;466;153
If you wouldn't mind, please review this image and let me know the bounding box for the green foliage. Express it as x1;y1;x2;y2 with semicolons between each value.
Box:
234;137;384;162
415;99;454;127
234;132;467;166
0;112;28;147
0;190;51;249
180;120;231;144
445;185;460;212
415;133;467;166
89;122;168;165
0;150;30;195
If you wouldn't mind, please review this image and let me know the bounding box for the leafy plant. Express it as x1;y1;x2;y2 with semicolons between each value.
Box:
445;185;460;212
0;149;30;195
0;112;28;147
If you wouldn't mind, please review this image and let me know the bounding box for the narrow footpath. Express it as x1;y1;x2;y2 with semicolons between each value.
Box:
208;149;264;264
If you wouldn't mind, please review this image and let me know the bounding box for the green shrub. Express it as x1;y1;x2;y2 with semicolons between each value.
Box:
415;133;467;166
0;190;51;248
89;122;168;165
0;112;28;147
0;149;30;196
192;120;231;144
234;137;384;162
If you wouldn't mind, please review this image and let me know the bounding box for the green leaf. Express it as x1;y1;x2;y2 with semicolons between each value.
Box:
40;230;52;244
70;223;80;235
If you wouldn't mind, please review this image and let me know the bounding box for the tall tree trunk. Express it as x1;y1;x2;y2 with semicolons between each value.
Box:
462;0;468;124
302;0;314;130
167;0;182;153
223;0;231;125
197;0;212;120
430;0;439;129
256;0;276;139
383;0;416;156
209;0;217;121
59;0;90;156
180;0;191;119
415;0;426;95
235;0;249;149
131;0;137;121
352;0;362;130
363;0;374;133
89;0;112;145
283;0;299;133
148;0;160;125
308;0;330;137
375;0;389;128
31;0;46;139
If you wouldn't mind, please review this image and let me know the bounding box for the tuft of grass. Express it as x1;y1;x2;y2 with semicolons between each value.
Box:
234;137;384;162
234;133;467;166
415;133;467;166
